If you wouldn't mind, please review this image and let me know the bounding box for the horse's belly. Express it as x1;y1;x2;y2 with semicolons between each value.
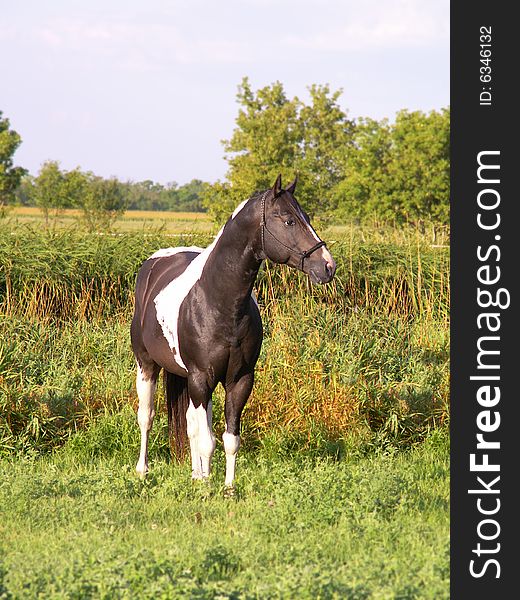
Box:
136;252;200;375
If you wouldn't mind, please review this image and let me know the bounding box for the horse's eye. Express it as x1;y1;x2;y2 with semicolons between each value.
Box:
284;219;295;226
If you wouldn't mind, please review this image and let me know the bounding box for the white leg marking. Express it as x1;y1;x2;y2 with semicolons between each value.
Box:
135;364;156;477
223;429;241;487
186;399;202;479
197;400;216;478
186;400;216;479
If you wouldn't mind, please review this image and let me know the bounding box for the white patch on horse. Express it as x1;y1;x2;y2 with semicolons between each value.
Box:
320;245;335;268
308;224;322;242
232;198;249;218
296;205;321;242
154;228;225;370
186;399;216;479
149;246;203;260
135;363;156;477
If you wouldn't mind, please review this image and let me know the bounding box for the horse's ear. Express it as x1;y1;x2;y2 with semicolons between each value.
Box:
272;174;283;197
285;174;298;195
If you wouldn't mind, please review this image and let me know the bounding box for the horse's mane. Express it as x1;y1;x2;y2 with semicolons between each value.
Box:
249;189;268;202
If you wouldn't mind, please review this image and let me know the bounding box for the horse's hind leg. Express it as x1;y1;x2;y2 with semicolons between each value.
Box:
223;373;254;488
135;360;160;477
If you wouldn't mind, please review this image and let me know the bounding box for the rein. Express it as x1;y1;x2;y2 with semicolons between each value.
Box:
259;190;326;270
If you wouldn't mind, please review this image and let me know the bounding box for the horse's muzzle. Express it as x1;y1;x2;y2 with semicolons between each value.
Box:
307;249;336;285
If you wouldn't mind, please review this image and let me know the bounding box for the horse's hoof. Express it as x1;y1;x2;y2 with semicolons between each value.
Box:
136;466;148;479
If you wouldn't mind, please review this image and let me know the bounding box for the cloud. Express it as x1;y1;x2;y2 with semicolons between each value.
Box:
8;0;448;76
282;0;449;51
31;18;252;70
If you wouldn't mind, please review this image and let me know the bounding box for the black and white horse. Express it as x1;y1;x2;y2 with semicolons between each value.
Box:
131;175;336;489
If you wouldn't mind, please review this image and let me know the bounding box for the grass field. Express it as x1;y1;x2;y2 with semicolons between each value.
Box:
4;207;450;245
4;207;214;234
0;209;450;598
0;424;449;599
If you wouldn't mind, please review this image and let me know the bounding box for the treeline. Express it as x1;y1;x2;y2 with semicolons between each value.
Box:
14;162;206;222
203;78;449;225
2;82;449;227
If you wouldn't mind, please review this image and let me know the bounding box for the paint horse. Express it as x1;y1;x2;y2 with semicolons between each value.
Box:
131;175;336;489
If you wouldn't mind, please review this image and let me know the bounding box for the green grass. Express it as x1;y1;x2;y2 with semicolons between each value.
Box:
0;420;449;599
0;217;450;597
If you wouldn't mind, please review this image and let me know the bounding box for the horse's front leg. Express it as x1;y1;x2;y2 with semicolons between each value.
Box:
187;373;216;480
223;373;254;489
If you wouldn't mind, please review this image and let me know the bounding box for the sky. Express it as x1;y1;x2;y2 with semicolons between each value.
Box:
1;0;449;185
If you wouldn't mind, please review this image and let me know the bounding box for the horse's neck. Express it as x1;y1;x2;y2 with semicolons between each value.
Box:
200;216;262;316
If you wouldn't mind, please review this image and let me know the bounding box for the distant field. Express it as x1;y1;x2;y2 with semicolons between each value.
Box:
6;206;215;234
4;206;450;247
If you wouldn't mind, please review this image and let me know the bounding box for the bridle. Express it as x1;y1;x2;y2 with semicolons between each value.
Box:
259;190;326;270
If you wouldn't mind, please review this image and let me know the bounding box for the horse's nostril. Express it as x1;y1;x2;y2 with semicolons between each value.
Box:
325;262;334;277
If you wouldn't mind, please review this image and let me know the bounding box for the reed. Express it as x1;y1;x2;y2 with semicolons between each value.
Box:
0;224;449;456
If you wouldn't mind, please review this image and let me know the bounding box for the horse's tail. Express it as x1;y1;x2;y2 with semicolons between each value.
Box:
164;371;189;461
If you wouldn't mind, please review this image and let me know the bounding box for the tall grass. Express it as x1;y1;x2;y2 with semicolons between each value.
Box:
0;226;449;320
0;225;449;457
0;227;212;319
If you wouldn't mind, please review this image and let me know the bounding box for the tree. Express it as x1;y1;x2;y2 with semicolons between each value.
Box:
80;175;128;231
28;162;128;230
14;174;35;207
204;78;355;223
30;161;72;227
334;109;450;224
205;78;302;222
297;84;354;216
0;111;26;216
29;161;90;227
384;108;450;223
173;179;207;212
333;117;392;221
125;180;168;211
123;179;207;212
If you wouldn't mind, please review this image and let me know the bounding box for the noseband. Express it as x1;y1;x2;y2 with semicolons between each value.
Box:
259;190;326;270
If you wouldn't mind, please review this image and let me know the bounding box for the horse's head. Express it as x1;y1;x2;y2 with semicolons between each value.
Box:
259;174;336;284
